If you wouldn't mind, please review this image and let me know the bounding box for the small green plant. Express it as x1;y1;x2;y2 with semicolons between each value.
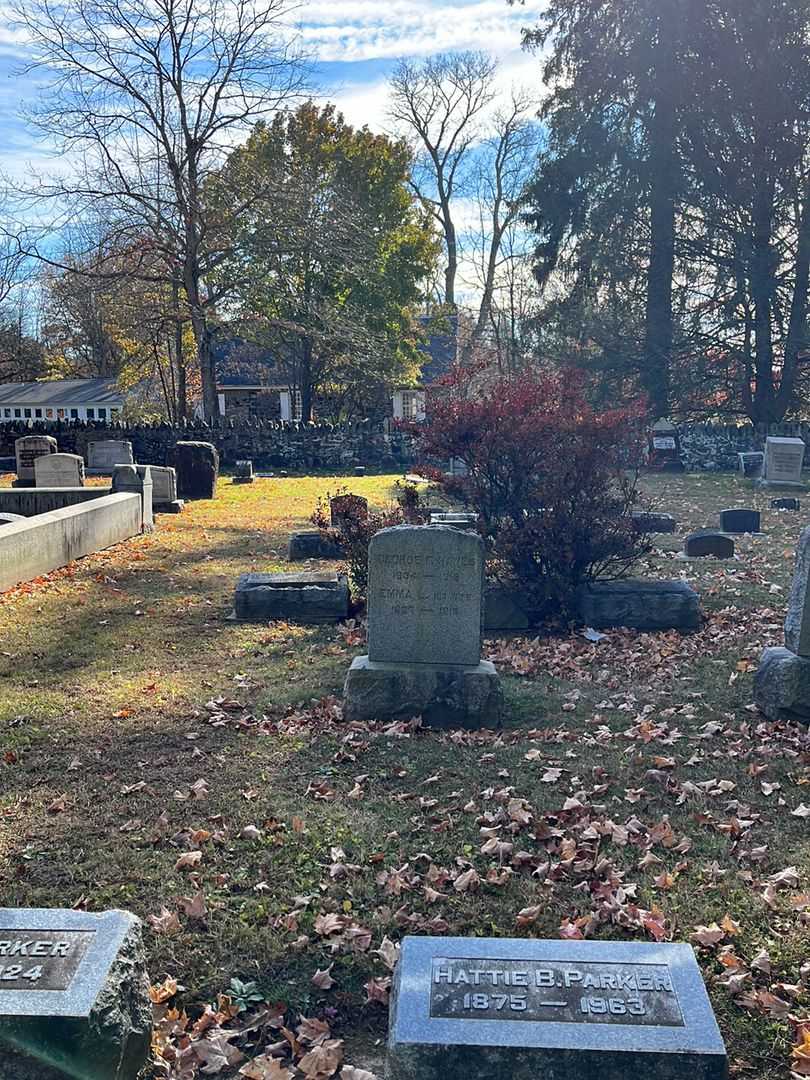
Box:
228;977;266;1013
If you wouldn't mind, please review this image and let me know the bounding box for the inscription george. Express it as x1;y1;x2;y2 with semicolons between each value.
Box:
429;958;685;1028
0;930;95;991
378;554;478;619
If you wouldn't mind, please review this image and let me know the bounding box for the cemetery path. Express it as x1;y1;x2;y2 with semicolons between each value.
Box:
0;471;807;1079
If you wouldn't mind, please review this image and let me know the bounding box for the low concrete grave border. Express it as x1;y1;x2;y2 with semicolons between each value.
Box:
0;488;104;517
0;492;143;592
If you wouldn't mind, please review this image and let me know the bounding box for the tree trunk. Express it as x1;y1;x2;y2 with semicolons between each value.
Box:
643;4;678;420
443;204;457;309
750;160;777;424
172;281;187;421
300;337;313;422
776;175;810;418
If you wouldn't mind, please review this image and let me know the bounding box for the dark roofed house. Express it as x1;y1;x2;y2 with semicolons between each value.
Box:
0;378;123;424
210;338;302;421
392;315;459;421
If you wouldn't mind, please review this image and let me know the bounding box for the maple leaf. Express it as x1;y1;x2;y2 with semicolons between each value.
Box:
239;1057;294;1079
298;1038;343;1079
311;966;335;990
453;868;480;893
516;905;541;927
364;976;391;1005
691;924;726;947
178;891;207;919
314;913;346;937
193;1029;245;1073
375;936;400;971
149;907;182;936
149;976;179;1003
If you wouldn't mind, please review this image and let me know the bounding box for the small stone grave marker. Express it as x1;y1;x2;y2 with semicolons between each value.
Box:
0;907;151;1080
288;531;342;560
233;460;254;483
684;530;735;559
762;436;805;487
111;465;153;531
631;511;677;534
149;465;183;513
387;936;727;1080
34;453;85;489
430;512;478;529
738;451;764;478
771;497;800;511
330;493;368;530
234;572;350;623
86;440;134;475
756;525;810;722
14;436;57;487
719;508;760;534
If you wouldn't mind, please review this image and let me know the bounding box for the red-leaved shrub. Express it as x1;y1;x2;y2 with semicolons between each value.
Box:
409;366;650;623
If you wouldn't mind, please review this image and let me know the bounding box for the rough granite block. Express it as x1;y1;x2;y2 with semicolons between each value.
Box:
754;646;810;723
169;441;219;499
0;908;151;1080
631;511;677;534
577;579;702;632
288;531;343;560
387;936;727;1080
343;656;503;729
234;572;349;623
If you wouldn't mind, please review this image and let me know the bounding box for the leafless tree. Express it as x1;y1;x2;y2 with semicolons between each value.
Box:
8;0;305;421
389;51;497;309
464;88;540;358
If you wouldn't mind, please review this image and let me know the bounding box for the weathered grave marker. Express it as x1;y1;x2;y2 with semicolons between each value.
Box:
719;508;760;534
111;465;153;531
288;531;342;560
684;531;735;559
169;441;219;499
387;936;727;1080
34;453;85;489
756;524;810;722
344;525;503;727
233;460;254;484
148;465;183;513
14;436;57;488
762;436;805;488
234;571;350;622
86;441;134;475
0;907;151;1080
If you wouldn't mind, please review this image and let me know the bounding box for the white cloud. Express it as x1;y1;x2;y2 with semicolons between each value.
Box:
296;0;541;63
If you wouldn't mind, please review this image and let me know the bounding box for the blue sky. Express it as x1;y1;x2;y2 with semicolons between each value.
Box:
0;0;543;176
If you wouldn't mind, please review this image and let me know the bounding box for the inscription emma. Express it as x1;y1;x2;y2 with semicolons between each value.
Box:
0;929;95;991
429;957;685;1028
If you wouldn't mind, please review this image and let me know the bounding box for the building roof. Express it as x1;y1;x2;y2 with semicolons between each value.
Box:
0;378;122;406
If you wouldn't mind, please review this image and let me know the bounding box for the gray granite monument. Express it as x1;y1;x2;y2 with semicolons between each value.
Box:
760;436;805;489
387;936;727;1080
234;571;350;622
683;531;735;559
86;441;134;476
34;453;85;489
14;436;57;488
148;465;183;513
756;524;810;722
111;465;154;531
0;907;151;1080
233;460;254;484
719;508;760;534
343;525;503;728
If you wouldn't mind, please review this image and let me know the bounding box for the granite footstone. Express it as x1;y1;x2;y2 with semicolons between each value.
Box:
771;497;801;511
684;531;734;559
0;907;151;1080
631;511;677;534
387;936;727;1080
288;531;342;560
719;508;760;534
577;579;702;631
234;572;349;623
111;465;153;531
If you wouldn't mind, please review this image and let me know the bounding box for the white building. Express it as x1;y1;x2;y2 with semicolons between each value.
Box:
0;378;123;423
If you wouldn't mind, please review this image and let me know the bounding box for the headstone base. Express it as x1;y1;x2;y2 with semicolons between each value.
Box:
11;480;35;489
343;656;503;729
1;1043;67;1079
288;531;342;560
757;479;806;492
754;646;810;724
154;499;184;514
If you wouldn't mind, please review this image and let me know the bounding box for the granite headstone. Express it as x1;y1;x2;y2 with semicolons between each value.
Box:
111;465;153;531
14;436;57;488
169;441;219;499
684;531;735;559
86;441;134;475
762;436;805;487
148;465;183;513
0;907;151;1080
34;453;85;489
234;572;350;623
719;508;760;534
233;460;254;484
388;936;727;1080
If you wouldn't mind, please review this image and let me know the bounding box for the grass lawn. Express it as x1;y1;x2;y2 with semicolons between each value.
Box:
0;470;808;1078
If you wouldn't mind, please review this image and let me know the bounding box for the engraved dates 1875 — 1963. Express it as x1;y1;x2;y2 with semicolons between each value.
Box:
429;957;685;1028
0;930;96;991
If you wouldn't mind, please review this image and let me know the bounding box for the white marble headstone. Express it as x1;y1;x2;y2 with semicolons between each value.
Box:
34;453;85;488
765;437;805;484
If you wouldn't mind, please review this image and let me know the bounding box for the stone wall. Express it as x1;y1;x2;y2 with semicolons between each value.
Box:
0;493;143;592
0;419;416;471
679;422;810;472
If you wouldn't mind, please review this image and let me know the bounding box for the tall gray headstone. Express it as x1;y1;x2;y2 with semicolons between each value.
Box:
111;464;153;531
14;436;57;487
785;525;810;655
368;525;483;667
34;453;85;489
763;436;805;486
0;908;151;1080
387;936;727;1080
344;526;502;727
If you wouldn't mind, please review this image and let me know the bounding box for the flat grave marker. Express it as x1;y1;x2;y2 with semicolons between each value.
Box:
388;936;727;1080
0;907;151;1080
763;436;805;487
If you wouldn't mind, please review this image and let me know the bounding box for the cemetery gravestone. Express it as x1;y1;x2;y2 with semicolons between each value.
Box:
771;497;801;511
86;441;134;475
719;508;760;534
343;525;503;727
33;453;85;489
233;460;254;484
756;525;810;723
577;580;702;632
111;465;154;531
631;511;677;534
647;418;685;472
0;907;151;1080
738;452;764;479
234;572;350;623
387;936;727;1080
288;531;342;560
14;436;57;488
684;531;735;559
148;465;183;513
169;441;219;499
762;436;806;488
430;512;479;529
